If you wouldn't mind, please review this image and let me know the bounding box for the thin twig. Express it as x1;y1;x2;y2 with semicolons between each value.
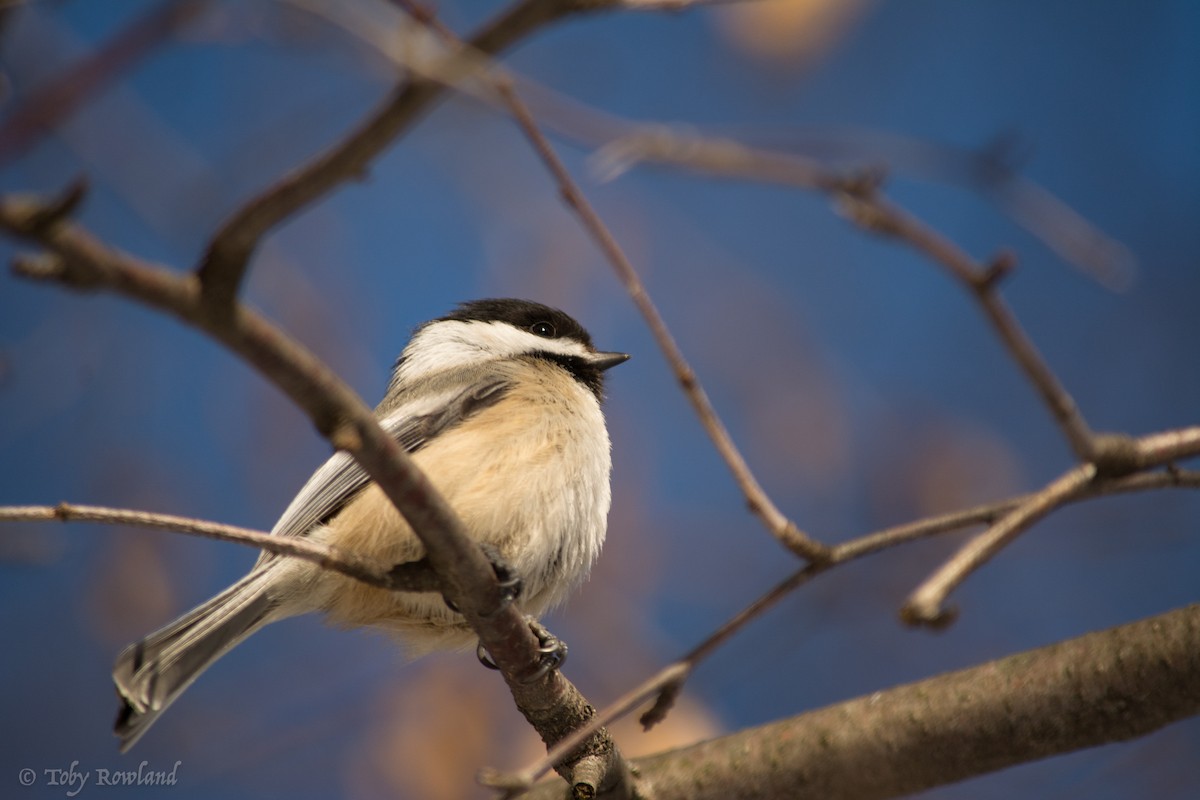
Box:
835;467;1200;561
842;192;1097;460
0;503;395;588
493;81;828;563
1133;426;1200;465
901;465;1098;626
0;0;209;167
624;127;1137;289
969;141;1137;290
591;127;865;192
901;427;1200;626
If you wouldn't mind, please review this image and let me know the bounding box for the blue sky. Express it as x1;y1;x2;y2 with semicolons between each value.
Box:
2;2;1199;798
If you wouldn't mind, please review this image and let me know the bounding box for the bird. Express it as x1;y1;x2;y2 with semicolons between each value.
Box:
112;298;628;751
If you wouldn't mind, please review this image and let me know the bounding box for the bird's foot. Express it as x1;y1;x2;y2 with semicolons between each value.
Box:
389;546;521;613
476;616;568;682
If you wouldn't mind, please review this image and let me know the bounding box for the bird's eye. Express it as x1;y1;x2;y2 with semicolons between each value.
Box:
530;321;557;338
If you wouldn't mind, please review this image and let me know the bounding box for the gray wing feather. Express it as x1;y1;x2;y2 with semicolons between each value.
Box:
262;379;510;551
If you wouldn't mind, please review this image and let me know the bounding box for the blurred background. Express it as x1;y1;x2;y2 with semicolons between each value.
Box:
2;1;1198;797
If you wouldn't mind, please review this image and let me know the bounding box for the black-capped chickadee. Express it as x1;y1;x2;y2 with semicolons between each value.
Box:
112;298;628;751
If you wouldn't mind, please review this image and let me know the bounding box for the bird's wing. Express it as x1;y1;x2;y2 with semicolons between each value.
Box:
261;378;511;551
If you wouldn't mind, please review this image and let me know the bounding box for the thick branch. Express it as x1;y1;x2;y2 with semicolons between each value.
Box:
522;604;1200;800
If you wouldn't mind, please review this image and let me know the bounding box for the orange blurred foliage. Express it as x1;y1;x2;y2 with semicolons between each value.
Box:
714;0;873;65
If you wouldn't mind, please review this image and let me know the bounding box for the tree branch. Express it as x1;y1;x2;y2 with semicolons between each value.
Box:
902;463;1097;626
609;128;1136;289
902;427;1200;626
521;603;1200;800
839;193;1097;460
833;466;1200;559
0;0;209;168
1;503;401;590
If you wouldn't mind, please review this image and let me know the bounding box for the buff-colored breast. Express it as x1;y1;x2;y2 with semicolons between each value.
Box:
307;361;611;654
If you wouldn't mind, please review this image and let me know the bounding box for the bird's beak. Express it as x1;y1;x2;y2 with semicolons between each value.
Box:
589;351;631;371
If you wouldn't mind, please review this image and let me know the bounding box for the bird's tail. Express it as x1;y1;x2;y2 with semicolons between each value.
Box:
112;568;278;752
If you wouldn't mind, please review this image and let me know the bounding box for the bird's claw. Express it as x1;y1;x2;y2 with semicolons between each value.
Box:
525;617;567;682
443;546;523;614
479;544;523;605
476;641;498;670
475;616;568;682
